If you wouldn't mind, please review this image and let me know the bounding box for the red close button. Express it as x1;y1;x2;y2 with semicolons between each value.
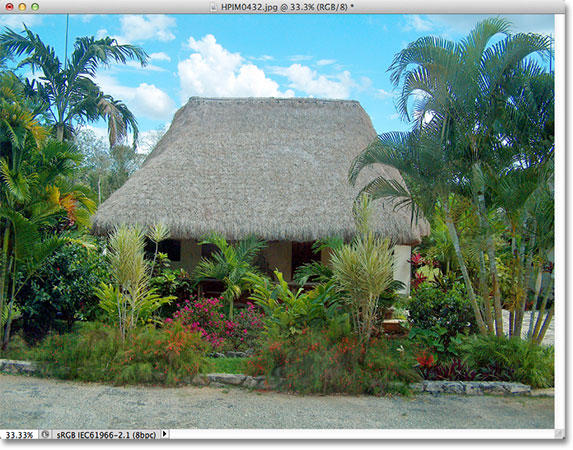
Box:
6;3;15;11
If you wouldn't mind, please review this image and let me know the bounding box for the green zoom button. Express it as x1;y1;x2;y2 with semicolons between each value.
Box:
31;3;39;10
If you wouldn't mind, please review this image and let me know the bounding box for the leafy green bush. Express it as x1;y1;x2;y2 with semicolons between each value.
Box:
408;282;475;345
458;335;554;388
17;241;110;340
149;252;193;316
247;271;345;338
28;321;210;386
246;322;419;395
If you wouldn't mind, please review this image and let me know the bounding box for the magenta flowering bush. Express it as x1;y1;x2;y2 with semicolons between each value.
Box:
165;296;264;351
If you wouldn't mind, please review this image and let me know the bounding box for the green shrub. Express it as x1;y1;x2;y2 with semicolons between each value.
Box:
408;282;475;345
458;335;554;388
17;241;110;340
28;321;209;386
246;322;419;395
247;271;345;338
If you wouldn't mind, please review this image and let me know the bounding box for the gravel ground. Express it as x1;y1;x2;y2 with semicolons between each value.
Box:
0;374;554;430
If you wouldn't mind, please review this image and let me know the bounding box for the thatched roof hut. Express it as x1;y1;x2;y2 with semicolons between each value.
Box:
92;97;429;245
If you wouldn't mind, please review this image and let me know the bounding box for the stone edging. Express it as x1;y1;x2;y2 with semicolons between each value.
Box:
411;380;531;395
1;359;553;396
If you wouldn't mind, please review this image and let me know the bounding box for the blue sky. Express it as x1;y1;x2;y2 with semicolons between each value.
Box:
0;13;555;151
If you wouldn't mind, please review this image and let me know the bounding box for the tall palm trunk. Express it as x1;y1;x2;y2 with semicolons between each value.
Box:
443;201;487;335
526;263;543;339
476;191;504;336
478;250;494;334
513;240;531;338
532;276;554;340
535;302;554;345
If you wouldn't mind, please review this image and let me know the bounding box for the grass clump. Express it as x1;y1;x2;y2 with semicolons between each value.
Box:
458;334;554;388
245;321;420;395
206;357;248;374
24;321;210;386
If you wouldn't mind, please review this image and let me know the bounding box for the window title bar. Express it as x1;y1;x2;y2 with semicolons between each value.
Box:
0;0;565;14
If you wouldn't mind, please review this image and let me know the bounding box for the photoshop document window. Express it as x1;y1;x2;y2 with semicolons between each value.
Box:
0;0;565;441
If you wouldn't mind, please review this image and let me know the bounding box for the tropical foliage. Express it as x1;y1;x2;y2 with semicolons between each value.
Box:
193;233;266;319
0;25;148;146
349;18;554;341
95;224;174;340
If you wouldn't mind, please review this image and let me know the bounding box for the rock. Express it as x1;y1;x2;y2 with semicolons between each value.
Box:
207;373;246;386
191;374;208;386
464;382;483;395
0;359;39;375
528;388;554;397
442;381;465;394
508;383;531;394
225;351;248;358
479;382;507;395
243;376;259;389
410;383;424;393
423;381;443;395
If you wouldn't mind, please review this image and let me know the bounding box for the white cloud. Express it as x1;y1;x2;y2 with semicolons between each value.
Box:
102;15;176;44
316;59;336;66
376;89;393;99
177;34;294;98
271;64;357;99
78;125;109;143
150;52;171;62
95;74;176;121
403;15;434;32
250;55;274;61
124;60;167;72
289;55;313;62
0;14;43;29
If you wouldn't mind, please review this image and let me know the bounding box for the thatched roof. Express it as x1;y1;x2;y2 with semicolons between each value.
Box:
92;97;429;244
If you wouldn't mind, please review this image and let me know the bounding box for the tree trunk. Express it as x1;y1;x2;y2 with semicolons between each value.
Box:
478;250;494;334
535;303;554;345
532;276;554;339
56;123;65;142
513;239;529;339
0;226;10;354
527;265;543;339
443;201;487;335
477;192;504;336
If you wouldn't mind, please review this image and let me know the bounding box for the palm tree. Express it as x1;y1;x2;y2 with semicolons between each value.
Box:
193;233;267;320
350;18;552;337
0;74;96;350
0;25;148;147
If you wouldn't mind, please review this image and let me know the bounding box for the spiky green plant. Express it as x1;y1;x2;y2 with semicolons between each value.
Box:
96;224;174;340
330;195;394;344
193;233;266;320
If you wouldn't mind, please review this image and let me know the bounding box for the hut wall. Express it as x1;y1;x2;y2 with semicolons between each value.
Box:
320;247;333;266
393;245;411;296
262;241;293;281
168;239;200;274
